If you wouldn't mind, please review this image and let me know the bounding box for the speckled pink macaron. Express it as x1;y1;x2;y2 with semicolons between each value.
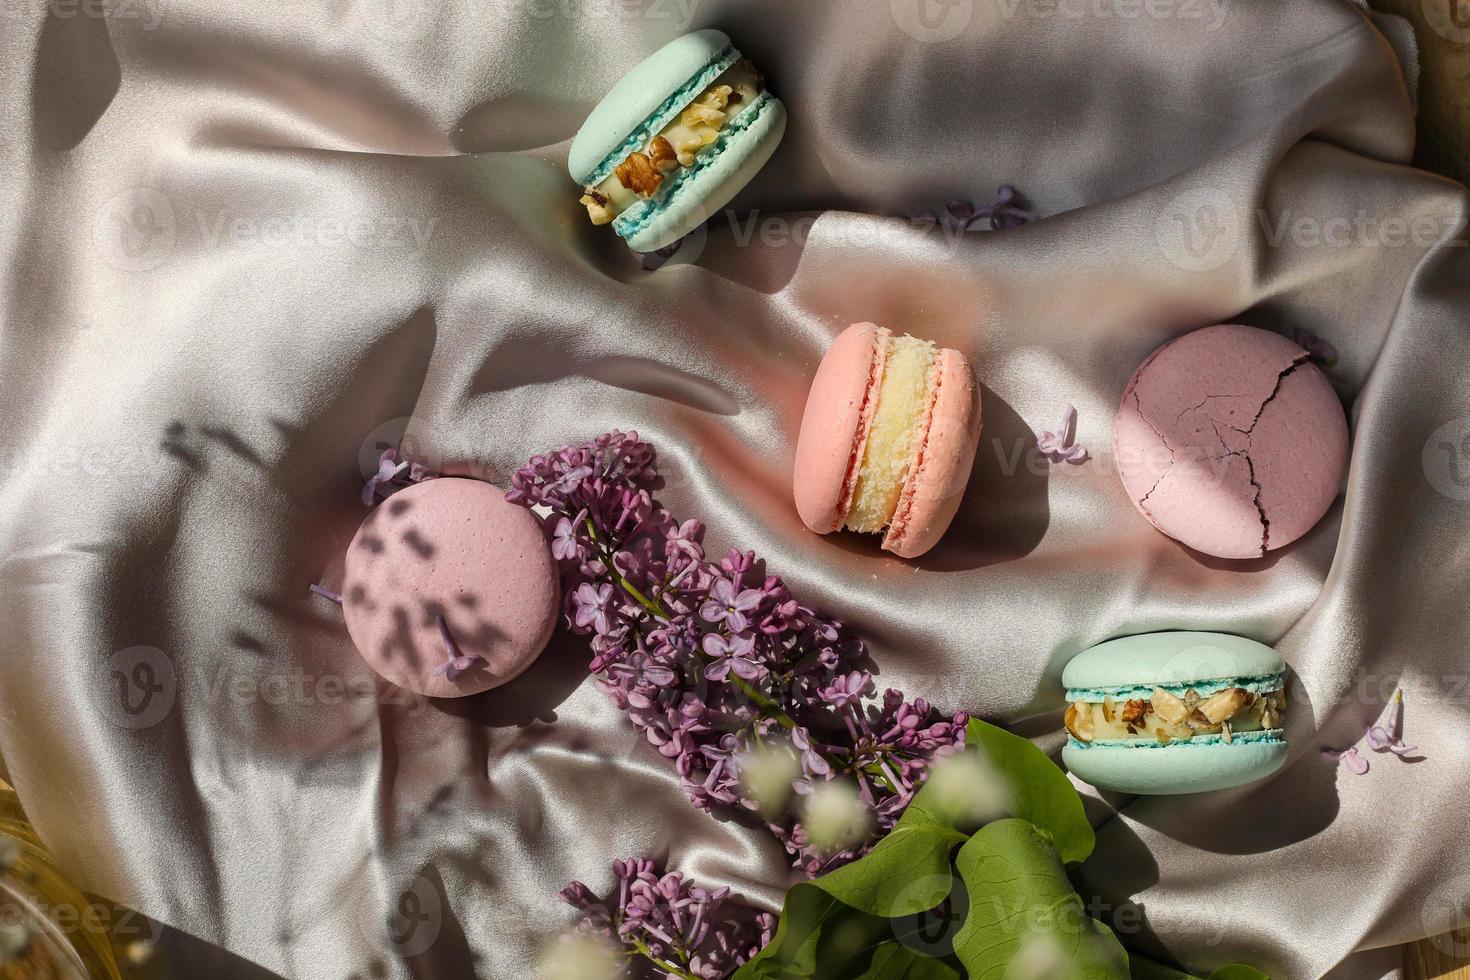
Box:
793;322;981;559
1114;324;1349;559
340;478;559;698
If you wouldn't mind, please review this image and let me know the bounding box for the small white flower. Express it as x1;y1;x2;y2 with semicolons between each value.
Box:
801;780;872;853
738;744;802;819
924;751;1011;829
1005;932;1070;980
536;932;625;980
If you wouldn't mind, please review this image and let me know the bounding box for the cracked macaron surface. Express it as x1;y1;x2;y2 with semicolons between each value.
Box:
1113;324;1349;559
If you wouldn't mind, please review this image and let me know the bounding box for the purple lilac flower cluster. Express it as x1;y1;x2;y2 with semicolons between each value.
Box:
507;431;968;874
560;859;775;979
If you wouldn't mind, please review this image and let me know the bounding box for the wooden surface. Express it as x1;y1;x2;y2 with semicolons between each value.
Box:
1407;929;1470;980
1368;5;1469;977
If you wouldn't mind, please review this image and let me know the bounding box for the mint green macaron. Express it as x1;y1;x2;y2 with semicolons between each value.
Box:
1061;632;1288;795
569;29;787;254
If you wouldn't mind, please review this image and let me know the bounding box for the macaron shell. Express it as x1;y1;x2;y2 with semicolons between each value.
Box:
1250;364;1350;549
1113;324;1348;559
621;95;787;253
568;29;732;185
793;323;883;535
883;348;982;559
1062;631;1284;691
341;479;559;699
1062;738;1287;795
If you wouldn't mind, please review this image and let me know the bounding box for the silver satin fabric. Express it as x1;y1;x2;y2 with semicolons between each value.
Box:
1;1;1466;978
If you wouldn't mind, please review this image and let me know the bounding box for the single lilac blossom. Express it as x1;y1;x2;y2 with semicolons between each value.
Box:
1037;404;1088;464
702;632;762;681
572;582;618;635
700;577;764;633
361;447;432;506
1364;688;1417;756
431;615;482;681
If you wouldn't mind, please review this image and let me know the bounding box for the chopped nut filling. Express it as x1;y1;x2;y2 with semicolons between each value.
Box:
614;151;664;197
1065;686;1285;745
580;190;614;226
578;59;764;225
648;135;678;173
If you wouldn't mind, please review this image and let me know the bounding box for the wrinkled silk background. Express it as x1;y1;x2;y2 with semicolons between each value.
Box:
2;0;1469;977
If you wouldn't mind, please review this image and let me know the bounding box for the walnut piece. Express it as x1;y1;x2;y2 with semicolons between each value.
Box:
1064;702;1094;742
614;152;664;197
580;191;613;225
648;135;678;173
1120;698;1148;728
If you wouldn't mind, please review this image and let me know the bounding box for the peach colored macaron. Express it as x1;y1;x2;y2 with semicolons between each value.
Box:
793;322;982;559
341;478;559;698
1113;324;1350;559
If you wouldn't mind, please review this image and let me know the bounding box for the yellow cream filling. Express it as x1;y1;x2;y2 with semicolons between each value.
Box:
580;60;763;225
844;335;936;533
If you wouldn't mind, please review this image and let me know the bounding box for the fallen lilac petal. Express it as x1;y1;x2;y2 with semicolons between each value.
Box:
1063;444;1089;464
434;615;482;681
1342;748;1369;774
309;584;343;604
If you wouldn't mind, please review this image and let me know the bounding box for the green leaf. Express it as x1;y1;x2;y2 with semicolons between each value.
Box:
733;882;962;980
952;818;1129;979
1127;953;1270;980
964;719;1096;865
812;815;965;917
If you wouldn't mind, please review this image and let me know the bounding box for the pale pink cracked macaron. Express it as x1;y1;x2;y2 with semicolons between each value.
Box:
341;478;559;698
793;322;982;559
1114;324;1349;559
